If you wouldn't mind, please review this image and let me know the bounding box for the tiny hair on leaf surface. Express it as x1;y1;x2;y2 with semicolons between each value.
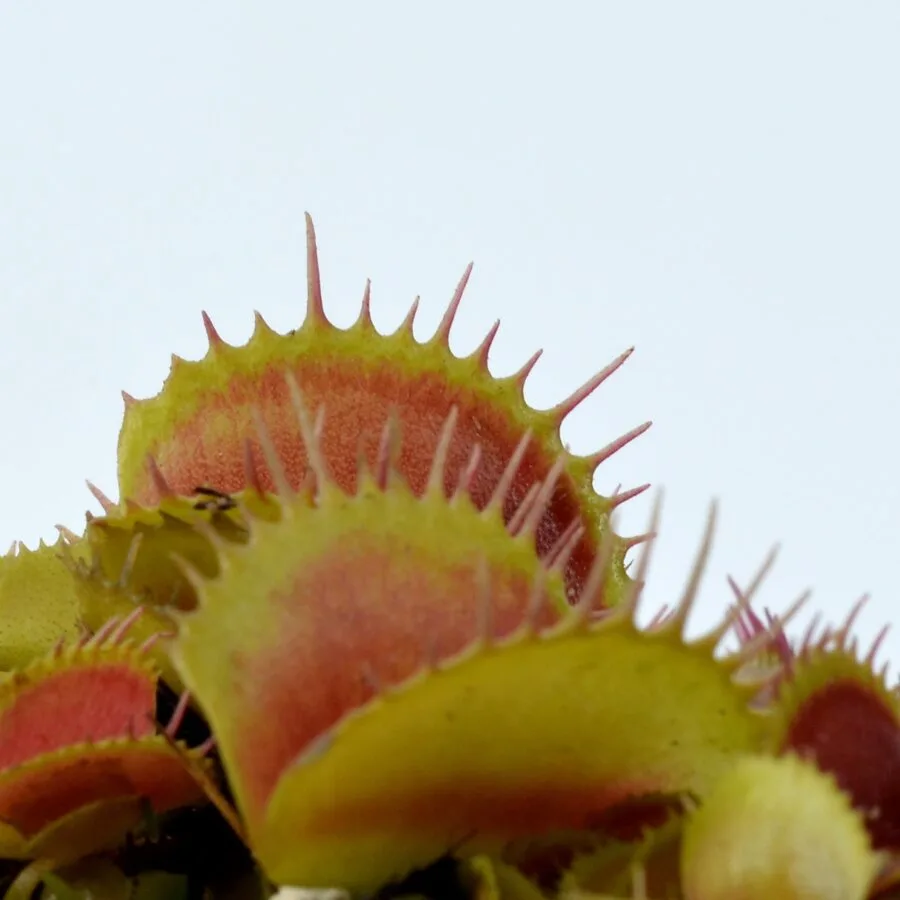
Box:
0;213;892;900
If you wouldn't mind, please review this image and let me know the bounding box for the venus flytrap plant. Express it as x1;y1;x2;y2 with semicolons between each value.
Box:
0;215;895;899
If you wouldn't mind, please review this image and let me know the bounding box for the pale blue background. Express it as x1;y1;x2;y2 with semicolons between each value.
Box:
1;5;898;663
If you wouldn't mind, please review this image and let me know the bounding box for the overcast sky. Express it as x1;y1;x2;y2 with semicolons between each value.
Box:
1;4;898;665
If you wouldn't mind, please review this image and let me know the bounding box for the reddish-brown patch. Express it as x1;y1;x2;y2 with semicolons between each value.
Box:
222;536;562;817
0;742;205;837
135;366;599;598
0;663;156;771
511;795;681;889
289;775;664;842
784;679;900;848
582;794;683;841
513;839;597;893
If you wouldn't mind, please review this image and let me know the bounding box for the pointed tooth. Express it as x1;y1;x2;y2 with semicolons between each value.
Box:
866;624;890;667
250;407;294;499
242;439;266;496
201;311;225;348
86;480;116;514
727;586;762;644
139;630;171;654
165;690;193;739
724;546;784;659
169;551;211;598
355;280;374;329
814;623;834;652
51;633;68;657
252;309;277;338
425;408;459;498
544;519;584;571
610;486;660;614
433;263;473;345
76;626;95;649
551;346;634;423
588;421;652;471
517;454;567;540
669;500;717;635
121;390;137;409
623;530;655;552
109;606;144;645
510;349;543;390
568;526;617;626
471;319;500;368
609;483;651;510
506;483;541;536
55;524;81;545
374;413;401;490
774;591;814;648
304;212;328;327
312;405;326;442
486;429;532;516
285;372;331;494
453;444;482;501
396;296;420;335
146;455;174;499
521;568;550;636
729;545;780;611
647;605;673;630
834;594;869;649
89;614;123;647
762;608;794;666
736;590;811;664
159;723;246;838
798;612;823;656
118;532;145;589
